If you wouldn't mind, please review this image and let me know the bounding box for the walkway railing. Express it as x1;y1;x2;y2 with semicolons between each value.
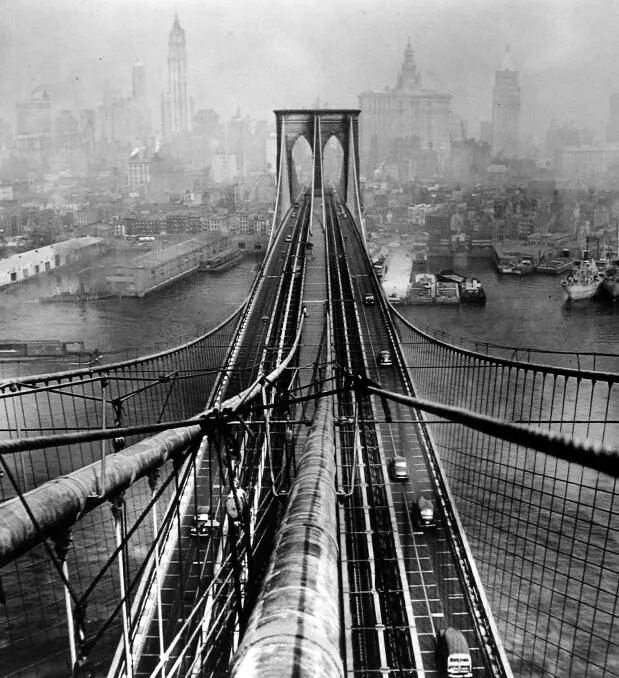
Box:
393;308;619;677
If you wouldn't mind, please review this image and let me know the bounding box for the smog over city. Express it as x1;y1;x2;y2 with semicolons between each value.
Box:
1;0;619;140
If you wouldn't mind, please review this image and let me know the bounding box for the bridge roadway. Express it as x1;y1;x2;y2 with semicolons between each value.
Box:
128;189;504;677
334;198;493;676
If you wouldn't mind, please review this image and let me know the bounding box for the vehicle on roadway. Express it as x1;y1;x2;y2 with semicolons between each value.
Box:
363;293;376;305
388;455;409;481
377;349;393;366
411;496;436;528
285;235;292;242
189;507;220;538
436;627;473;677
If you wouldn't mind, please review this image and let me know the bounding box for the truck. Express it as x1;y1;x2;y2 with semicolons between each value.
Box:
412;496;436;528
436;627;473;677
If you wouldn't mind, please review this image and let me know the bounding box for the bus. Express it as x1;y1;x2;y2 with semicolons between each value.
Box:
436;628;472;677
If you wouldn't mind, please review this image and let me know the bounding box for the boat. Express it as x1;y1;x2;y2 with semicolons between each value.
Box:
600;258;619;300
436;269;467;285
496;255;520;274
560;253;603;302
535;258;574;275
0;340;91;360
514;257;535;275
459;277;487;303
199;248;244;272
435;281;460;304
436;269;486;304
39;291;115;303
408;273;436;304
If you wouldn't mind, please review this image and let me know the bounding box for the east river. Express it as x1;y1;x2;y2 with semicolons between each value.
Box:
2;255;618;375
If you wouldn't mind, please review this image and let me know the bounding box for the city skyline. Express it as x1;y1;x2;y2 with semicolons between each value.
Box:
1;0;618;143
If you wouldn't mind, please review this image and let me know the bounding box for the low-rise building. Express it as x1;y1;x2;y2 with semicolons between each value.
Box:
0;236;105;287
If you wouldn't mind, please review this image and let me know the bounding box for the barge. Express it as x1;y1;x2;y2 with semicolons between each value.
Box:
199;248;244;272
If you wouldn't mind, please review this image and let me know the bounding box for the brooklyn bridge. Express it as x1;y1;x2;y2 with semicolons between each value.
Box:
0;110;617;677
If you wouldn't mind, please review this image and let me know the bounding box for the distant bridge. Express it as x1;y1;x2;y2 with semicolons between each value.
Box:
0;110;617;678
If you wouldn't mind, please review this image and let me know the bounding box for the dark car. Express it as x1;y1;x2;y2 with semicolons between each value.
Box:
189;507;220;538
364;293;376;305
377;350;393;367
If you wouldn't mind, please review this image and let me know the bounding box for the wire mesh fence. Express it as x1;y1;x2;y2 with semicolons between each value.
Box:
395;312;619;677
0;307;244;676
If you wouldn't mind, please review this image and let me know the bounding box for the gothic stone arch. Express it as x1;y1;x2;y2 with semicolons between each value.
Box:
274;109;360;206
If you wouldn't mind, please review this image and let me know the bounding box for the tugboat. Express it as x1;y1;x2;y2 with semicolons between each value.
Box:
560;252;602;302
514;257;535;275
459;277;487;303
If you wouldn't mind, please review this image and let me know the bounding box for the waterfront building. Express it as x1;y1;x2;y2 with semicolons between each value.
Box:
0;237;105;288
98;232;229;297
358;40;452;176
162;15;189;137
491;47;520;158
14;89;52;171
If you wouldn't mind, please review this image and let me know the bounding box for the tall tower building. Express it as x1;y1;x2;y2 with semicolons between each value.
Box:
132;60;146;100
165;14;189;136
606;93;619;142
131;60;151;140
491;46;520;158
358;40;452;177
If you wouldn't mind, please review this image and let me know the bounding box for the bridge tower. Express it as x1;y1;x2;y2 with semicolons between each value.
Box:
274;109;362;223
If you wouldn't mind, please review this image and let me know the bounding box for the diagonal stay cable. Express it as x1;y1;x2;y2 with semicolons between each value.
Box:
359;380;619;477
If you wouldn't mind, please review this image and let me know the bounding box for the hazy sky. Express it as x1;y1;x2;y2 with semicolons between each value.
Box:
1;0;619;142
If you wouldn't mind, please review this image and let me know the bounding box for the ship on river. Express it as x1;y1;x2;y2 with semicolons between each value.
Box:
560;254;603;302
600;258;619;300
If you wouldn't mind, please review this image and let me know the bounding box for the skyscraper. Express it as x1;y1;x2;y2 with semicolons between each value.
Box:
491;47;520;158
358;40;452;176
606;93;619;142
132;60;146;100
131;60;151;139
163;14;189;136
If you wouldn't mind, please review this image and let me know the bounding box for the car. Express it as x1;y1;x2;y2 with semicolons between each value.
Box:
189;507;221;538
285;235;292;242
377;350;393;366
388;455;409;481
293;265;302;276
364;293;376;305
411;496;436;528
